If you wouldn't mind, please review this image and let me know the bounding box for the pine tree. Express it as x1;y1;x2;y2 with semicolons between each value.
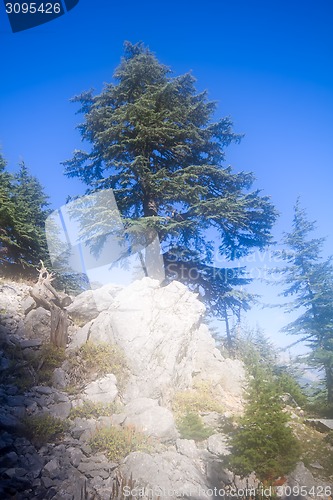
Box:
11;162;50;269
226;350;301;482
0;158;50;275
0;155;16;263
227;365;301;482
64;42;277;334
276;199;333;405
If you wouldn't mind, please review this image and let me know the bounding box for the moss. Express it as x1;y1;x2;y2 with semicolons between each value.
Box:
293;421;333;479
90;425;152;462
177;411;213;441
70;400;120;419
67;341;128;391
32;343;66;385
22;413;70;447
172;380;224;416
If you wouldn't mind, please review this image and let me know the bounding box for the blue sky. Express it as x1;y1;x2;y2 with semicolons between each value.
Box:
1;0;332;349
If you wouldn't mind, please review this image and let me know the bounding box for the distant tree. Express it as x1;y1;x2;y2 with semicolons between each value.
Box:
226;354;301;482
64;42;277;341
275;199;333;405
0;159;50;275
227;365;301;482
0;154;16;263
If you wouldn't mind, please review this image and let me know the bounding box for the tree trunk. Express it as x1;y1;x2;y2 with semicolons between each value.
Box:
30;262;71;348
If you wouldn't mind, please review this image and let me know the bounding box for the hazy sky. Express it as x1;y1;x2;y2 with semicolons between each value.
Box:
1;0;332;350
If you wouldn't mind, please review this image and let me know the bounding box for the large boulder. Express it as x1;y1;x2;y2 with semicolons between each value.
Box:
119;451;212;500
82;374;118;404
70;278;246;412
24;307;51;342
121;398;178;441
66;284;123;326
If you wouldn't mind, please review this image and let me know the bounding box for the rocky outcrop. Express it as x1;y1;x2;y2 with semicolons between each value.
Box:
1;277;332;499
71;278;245;411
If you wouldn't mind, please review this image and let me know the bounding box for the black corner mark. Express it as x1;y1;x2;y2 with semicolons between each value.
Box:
63;0;79;11
3;0;80;33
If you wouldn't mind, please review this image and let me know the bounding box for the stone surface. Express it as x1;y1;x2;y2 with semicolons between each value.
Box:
66;283;123;326
24;307;51;342
119;451;212;500
83;374;118;404
207;433;230;456
124;403;178;441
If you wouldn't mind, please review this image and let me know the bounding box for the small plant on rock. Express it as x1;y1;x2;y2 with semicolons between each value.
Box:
172;380;224;416
90;425;152;462
22;413;70;446
177;411;213;441
67;341;128;390
69;400;120;419
32;342;66;384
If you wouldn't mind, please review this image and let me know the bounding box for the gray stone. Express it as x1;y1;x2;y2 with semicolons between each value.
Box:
24;307;51;342
42;476;56;488
66;284;122;326
52;368;69;389
306;419;333;432
124;405;178;441
48;402;72;419
176;439;198;459
0;451;18;467
83;374;118;404
34;385;54;395
119;451;212;499
207;433;230;456
19;338;43;348
68;447;84;467
0;412;21;431
21;296;36;315
51;468;87;500
43;458;61;480
6;395;26;407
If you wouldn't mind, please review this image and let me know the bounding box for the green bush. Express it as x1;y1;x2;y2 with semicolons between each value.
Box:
90;425;152;462
225;366;301;482
276;372;308;408
67;341;128;390
177;412;213;441
70;400;119;419
32;343;66;384
22;413;69;446
172;381;224;416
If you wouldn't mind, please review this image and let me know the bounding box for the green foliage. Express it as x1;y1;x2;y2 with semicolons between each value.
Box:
177;411;213;441
293;422;333;478
226;359;301;482
90;425;152;462
67;341;128;390
0;157;50;276
275;371;308;407
22;413;69;446
70;400;119;419
274;199;333;404
32;343;66;385
64;41;277;333
227;396;301;481
172;380;224;416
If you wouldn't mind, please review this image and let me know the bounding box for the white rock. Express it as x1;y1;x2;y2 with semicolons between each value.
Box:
207;433;230;456
83;374;118;404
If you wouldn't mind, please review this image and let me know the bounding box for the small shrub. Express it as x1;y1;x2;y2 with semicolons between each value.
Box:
177;411;213;441
172;380;224;416
325;430;333;446
70;400;119;419
32;343;66;384
67;341;128;390
22;413;69;446
90;425;152;462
